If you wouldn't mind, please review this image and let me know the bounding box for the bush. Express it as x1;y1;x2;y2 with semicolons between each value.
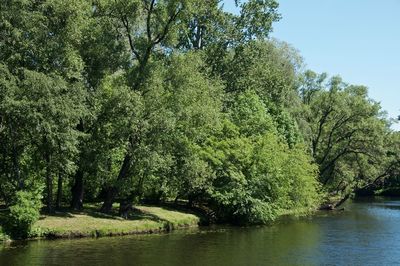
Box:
204;130;320;225
6;190;42;239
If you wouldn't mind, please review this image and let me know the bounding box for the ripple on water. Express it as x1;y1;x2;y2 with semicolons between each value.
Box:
2;198;400;266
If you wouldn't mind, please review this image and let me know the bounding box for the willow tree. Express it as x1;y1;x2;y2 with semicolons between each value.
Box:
300;73;390;203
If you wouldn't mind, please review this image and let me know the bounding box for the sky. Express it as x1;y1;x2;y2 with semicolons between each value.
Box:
223;0;400;131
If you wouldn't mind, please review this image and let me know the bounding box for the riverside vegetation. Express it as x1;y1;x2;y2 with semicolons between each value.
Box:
0;0;399;240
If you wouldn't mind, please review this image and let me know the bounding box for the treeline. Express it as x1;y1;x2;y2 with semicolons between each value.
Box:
0;0;399;230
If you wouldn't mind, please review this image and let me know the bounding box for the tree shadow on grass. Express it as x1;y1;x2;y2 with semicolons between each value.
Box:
128;207;166;223
81;204;171;223
39;204;168;223
39;212;75;220
150;202;209;223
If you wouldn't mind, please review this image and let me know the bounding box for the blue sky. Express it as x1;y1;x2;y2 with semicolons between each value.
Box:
223;0;400;130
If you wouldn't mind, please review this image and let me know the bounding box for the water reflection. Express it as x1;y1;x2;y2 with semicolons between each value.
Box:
2;198;400;265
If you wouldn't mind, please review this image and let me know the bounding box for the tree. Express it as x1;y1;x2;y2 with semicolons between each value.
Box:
301;73;389;202
0;0;90;211
201;90;319;224
0;68;84;212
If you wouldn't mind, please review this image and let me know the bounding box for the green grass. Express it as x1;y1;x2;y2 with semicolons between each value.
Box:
29;204;200;239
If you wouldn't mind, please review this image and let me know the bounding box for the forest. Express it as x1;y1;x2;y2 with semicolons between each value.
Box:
0;0;399;238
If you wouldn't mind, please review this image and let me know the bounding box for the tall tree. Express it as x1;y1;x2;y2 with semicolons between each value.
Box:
301;73;389;202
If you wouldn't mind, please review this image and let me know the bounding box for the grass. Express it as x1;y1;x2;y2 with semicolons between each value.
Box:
29;204;200;239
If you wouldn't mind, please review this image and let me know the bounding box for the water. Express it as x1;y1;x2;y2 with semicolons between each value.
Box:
2;197;400;266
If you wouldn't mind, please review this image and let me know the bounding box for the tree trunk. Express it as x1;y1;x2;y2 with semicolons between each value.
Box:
187;194;194;208
100;186;117;213
174;194;180;205
100;153;131;213
71;169;84;211
56;173;63;209
334;193;351;208
119;194;133;219
11;126;22;189
71;120;85;211
0;184;9;207
46;164;54;213
319;193;351;210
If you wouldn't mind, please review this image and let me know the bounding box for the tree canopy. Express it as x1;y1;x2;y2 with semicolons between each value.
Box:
0;0;398;229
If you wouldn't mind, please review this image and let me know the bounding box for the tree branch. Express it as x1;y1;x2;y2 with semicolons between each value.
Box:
121;15;141;62
144;0;156;42
153;6;183;44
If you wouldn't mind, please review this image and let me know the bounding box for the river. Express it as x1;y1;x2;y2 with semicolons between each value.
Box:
1;197;400;266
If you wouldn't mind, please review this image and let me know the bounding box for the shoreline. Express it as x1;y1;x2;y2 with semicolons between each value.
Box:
1;203;321;242
0;205;201;242
0;199;363;242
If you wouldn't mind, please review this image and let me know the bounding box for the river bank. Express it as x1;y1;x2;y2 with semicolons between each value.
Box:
2;198;400;265
0;204;200;241
0;201;321;242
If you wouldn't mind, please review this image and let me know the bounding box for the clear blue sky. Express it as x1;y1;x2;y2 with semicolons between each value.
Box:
223;0;400;130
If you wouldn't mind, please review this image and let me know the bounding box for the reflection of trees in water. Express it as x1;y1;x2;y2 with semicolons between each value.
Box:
2;199;400;265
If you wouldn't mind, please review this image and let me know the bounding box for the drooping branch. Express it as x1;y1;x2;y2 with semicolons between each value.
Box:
312;106;333;156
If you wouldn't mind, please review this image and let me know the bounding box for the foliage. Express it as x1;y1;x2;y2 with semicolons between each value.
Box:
6;188;43;239
0;0;397;235
203;118;319;224
299;72;395;198
199;91;319;224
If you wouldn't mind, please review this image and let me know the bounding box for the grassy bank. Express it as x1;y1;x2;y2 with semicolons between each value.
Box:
1;204;200;240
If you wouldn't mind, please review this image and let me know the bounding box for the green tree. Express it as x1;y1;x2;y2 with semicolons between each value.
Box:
0;0;90;211
200;90;319;224
301;74;389;202
0;68;84;212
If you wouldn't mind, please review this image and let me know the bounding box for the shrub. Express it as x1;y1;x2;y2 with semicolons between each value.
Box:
204;130;320;224
6;190;42;239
